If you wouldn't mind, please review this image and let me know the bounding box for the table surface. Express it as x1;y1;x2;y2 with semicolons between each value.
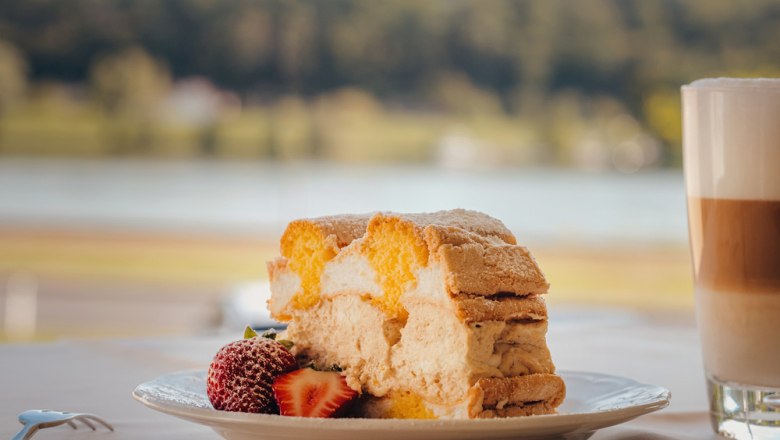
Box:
0;306;722;439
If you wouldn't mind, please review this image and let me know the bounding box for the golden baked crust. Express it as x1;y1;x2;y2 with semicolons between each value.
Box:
352;373;565;418
388;209;517;245
476;373;566;409
367;212;549;297
281;213;372;250
477;401;559;418
274;210;548;299
454;294;548;323
426;225;549;296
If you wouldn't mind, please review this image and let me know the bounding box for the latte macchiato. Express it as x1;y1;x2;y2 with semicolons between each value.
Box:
683;78;780;438
687;197;780;386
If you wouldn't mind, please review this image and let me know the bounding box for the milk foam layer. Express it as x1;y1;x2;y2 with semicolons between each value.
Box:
682;78;780;200
696;288;780;387
687;77;780;89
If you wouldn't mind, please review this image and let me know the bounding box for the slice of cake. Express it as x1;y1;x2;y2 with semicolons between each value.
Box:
267;209;565;418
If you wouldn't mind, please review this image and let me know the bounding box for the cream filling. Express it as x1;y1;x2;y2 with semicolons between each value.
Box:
428;401;472;419
271;254;451;310
267;268;301;318
400;264;455;308
320;251;382;298
284;294;396;396
268;260;554;413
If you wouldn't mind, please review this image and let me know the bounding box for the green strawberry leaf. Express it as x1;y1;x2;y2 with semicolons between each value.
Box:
260;329;278;340
243;325;259;339
277;339;294;350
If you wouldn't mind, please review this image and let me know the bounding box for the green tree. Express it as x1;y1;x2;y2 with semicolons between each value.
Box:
0;40;27;152
89;47;171;154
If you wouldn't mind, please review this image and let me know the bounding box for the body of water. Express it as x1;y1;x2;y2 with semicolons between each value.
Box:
0;159;687;245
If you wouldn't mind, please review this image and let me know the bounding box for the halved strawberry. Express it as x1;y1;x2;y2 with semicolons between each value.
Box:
272;368;358;417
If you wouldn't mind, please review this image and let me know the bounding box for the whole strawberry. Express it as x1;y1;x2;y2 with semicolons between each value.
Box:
207;327;297;414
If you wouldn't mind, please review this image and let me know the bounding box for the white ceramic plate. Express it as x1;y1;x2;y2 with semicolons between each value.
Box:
133;370;670;440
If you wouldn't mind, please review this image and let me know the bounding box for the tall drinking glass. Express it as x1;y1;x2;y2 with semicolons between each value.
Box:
682;78;780;439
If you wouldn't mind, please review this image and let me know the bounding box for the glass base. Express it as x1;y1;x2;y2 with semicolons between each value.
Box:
708;376;780;439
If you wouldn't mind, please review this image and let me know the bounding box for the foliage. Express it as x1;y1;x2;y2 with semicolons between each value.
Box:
0;40;27;113
0;0;778;165
90;48;170;118
90;47;171;153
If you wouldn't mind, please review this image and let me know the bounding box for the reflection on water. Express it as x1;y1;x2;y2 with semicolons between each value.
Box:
0;159;686;244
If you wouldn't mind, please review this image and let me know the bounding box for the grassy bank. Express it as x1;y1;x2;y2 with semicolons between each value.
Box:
0;228;692;309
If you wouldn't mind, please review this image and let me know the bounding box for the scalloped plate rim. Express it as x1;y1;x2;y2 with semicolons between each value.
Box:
133;370;670;437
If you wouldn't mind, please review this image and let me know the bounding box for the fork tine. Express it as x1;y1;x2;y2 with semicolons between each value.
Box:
67;420;78;429
81;415;114;431
76;416;97;431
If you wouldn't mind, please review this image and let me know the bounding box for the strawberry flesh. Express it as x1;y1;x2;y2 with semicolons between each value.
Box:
272;368;358;417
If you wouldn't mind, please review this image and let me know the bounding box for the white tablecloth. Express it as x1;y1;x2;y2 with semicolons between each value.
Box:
0;307;720;439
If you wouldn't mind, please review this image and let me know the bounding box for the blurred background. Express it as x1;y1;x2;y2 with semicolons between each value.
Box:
1;0;779;341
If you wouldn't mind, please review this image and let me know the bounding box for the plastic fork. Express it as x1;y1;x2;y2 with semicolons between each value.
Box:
12;409;114;440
